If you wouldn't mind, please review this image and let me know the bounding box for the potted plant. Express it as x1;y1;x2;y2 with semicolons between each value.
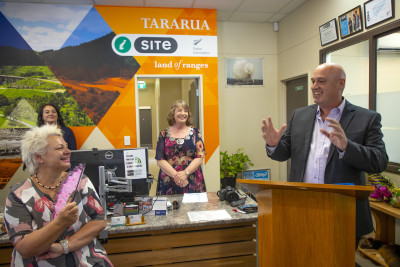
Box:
220;148;254;189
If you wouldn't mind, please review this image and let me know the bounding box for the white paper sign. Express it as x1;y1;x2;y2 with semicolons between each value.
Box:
124;149;147;179
365;0;393;28
128;214;142;224
319;19;338;46
187;210;231;222
182;192;208;203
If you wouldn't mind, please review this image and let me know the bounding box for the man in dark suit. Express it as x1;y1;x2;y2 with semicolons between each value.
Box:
261;63;388;243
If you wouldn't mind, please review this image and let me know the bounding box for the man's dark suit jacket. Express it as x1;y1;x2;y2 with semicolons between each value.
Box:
268;100;388;237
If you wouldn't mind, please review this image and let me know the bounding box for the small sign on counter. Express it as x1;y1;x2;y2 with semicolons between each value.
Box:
111;216;126;227
127;214;145;226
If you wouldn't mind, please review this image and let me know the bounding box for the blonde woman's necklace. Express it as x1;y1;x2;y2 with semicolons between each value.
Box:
34;173;64;189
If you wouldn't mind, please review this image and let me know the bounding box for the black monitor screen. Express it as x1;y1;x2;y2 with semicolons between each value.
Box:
70;148;150;204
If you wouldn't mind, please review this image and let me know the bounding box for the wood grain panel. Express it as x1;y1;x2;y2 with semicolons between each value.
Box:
257;188;355;266
108;240;256;266
0;223;256;266
103;225;256;253
257;189;272;266
238;179;373;200
106;221;255;238
371;208;396;243
0;246;13;264
332;193;355;262
370;201;400;244
156;255;256;267
370;201;400;219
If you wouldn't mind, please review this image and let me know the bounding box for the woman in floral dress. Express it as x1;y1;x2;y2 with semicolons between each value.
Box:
155;100;206;195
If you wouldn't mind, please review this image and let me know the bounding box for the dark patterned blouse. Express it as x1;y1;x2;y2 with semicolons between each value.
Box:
155;127;206;195
4;176;113;267
61;126;77;150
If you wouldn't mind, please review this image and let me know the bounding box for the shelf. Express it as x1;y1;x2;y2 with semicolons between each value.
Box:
358;247;388;267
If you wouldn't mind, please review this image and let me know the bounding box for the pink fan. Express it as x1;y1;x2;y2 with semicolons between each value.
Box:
53;164;85;219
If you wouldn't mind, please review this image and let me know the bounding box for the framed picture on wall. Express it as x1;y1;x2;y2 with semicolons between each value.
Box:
226;57;263;86
319;19;339;46
338;5;363;39
364;0;394;29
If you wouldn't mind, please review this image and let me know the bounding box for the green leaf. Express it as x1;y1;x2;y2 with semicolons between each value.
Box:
220;148;253;179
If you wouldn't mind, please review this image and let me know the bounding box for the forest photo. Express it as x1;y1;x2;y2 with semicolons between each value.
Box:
0;3;140;188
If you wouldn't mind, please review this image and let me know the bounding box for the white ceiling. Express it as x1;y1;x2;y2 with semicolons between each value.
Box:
0;0;308;23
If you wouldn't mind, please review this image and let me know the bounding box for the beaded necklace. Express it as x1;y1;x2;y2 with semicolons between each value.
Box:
34;173;64;189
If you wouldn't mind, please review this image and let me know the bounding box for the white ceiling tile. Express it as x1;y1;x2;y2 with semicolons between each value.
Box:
217;10;234;21
47;0;92;4
2;0;93;4
0;0;38;2
230;11;274;23
238;0;292;13
94;0;144;6
193;0;242;11
266;13;288;23
143;0;193;8
279;0;307;14
0;0;309;23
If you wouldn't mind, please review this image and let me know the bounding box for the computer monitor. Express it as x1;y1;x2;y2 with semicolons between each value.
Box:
70;148;150;204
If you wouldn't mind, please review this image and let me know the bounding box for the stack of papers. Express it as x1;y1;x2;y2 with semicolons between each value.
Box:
182;192;208;203
187;210;231;222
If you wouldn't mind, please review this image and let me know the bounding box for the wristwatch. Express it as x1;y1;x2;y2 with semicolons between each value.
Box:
60;239;69;254
185;170;189;176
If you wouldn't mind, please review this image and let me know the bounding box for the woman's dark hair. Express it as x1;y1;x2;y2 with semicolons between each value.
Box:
37;103;66;127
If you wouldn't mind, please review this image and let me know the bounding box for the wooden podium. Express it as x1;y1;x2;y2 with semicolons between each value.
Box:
237;179;374;267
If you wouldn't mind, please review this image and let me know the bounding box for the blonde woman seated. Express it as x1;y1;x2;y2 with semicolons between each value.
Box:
4;125;112;266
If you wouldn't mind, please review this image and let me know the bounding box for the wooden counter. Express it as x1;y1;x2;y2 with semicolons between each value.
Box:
358;201;400;267
238;179;373;267
369;201;400;244
0;192;258;266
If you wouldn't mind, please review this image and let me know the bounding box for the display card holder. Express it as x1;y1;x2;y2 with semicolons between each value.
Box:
126;214;145;226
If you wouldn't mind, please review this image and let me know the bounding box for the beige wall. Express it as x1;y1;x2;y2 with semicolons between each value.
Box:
217;21;281;180
159;79;182;131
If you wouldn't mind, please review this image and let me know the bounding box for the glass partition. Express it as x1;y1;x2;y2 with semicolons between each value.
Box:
376;32;400;164
320;20;400;173
326;40;369;109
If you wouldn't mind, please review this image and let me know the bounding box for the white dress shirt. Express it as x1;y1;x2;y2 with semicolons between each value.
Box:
303;99;346;183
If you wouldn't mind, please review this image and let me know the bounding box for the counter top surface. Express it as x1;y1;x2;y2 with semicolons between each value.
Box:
0;191;257;244
107;192;257;235
369;201;400;219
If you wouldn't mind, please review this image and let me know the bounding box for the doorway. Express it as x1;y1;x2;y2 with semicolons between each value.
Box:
285;76;308;177
135;75;202;195
139;106;153;149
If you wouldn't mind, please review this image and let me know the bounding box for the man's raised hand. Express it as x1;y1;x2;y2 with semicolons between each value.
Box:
261;117;287;147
